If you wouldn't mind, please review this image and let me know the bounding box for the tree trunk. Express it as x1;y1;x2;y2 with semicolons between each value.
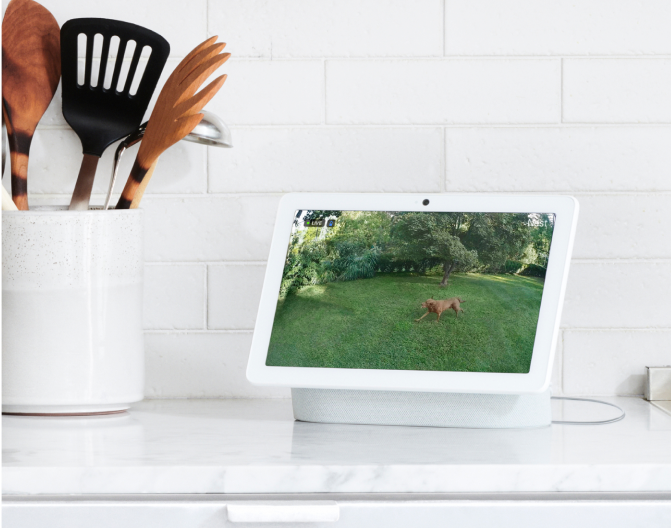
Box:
440;260;456;287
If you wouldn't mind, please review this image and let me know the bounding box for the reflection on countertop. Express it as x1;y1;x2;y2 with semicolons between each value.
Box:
3;396;671;495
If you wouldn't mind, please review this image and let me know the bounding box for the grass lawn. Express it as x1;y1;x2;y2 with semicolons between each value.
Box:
266;272;544;373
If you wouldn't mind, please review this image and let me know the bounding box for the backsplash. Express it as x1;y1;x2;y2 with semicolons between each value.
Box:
3;0;670;398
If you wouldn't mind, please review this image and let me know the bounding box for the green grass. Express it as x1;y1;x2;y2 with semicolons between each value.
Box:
266;272;544;373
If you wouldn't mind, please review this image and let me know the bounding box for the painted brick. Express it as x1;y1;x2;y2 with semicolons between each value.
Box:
145;332;290;398
562;261;671;329
207;0;443;58
563;330;671;395
326;59;560;125
564;59;671;123
573;194;671;260
1;0;207;58
144;264;206;330
6;0;670;400
22;129;206;200
445;0;671;56
142;195;280;262
446;127;671;192
208;128;444;193
37;80;65;128
208;264;266;330
208;60;324;125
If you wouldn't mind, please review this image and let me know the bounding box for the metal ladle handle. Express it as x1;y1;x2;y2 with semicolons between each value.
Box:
103;123;147;210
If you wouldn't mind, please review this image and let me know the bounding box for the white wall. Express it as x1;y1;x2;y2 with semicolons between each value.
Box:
4;0;671;398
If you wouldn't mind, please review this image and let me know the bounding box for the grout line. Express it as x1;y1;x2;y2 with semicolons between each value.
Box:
323;59;327;125
205;142;210;194
570;258;671;263
29;191;671;202
204;264;209;330
560;327;671;332
143;259;670;266
30;191;671;200
559;330;565;396
560;58;564;124
145;261;266;266
95;55;671;61
441;127;447;193
145;329;253;334
205;0;209;38
225;55;671;60
36;123;671;131
442;0;447;57
143;327;671;335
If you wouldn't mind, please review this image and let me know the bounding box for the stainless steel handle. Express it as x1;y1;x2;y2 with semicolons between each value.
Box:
68;154;100;211
104;123;147;210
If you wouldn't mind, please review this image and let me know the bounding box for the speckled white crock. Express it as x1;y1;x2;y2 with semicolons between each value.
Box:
2;208;144;415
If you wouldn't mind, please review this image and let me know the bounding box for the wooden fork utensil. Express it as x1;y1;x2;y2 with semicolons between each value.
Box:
116;36;230;209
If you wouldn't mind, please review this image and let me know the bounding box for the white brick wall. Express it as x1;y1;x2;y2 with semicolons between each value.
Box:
5;0;671;397
326;59;561;124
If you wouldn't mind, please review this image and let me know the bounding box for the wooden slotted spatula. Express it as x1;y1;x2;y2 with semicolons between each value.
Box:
2;0;60;210
116;36;230;209
60;18;170;210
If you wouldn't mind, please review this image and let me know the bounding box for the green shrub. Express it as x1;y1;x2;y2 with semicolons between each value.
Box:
504;260;523;274
519;263;547;278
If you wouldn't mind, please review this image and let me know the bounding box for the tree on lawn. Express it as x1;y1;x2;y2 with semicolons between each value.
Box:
392;212;531;286
461;212;531;272
391;213;477;286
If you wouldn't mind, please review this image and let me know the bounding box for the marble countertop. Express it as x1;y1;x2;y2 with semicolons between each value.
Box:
3;396;671;495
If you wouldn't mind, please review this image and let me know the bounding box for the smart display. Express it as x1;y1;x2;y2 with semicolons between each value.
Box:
267;209;555;374
247;194;578;394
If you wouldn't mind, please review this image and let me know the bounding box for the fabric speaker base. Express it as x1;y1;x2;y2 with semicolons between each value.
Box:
292;387;551;429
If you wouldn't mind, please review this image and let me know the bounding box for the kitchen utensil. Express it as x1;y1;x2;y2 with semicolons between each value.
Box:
2;0;60;210
60;18;170;210
103;111;232;209
2;121;6;176
2;121;18;211
183;111;233;148
116;36;230;209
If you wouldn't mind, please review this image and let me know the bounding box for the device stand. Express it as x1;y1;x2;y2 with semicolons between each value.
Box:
292;388;551;429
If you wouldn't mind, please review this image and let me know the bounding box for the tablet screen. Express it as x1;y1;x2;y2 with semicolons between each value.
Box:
266;210;555;374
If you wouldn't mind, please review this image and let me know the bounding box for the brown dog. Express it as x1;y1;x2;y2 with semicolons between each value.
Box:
415;297;465;322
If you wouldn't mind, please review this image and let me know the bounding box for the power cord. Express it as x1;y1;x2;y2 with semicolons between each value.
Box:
550;396;626;425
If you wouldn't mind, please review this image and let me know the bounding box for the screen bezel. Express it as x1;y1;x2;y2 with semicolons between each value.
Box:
247;193;578;394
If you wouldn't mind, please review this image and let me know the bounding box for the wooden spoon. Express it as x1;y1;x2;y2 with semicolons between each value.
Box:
2;0;60;210
116;36;230;209
2;119;18;210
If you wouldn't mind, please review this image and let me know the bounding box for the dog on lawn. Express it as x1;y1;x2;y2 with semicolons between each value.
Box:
415;297;465;323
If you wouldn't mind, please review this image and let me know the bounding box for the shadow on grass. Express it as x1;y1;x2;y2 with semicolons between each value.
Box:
267;272;541;374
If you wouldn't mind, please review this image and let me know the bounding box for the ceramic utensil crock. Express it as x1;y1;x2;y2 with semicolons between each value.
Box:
2;208;144;415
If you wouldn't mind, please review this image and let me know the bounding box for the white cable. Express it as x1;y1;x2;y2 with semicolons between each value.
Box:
551;396;626;425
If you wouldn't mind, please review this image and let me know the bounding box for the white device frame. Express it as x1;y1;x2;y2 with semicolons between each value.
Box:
247;193;578;395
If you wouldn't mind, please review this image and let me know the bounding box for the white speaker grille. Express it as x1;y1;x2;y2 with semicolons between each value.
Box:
292;388;551;429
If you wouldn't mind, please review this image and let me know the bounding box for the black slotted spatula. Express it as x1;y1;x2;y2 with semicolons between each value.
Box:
61;18;169;210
